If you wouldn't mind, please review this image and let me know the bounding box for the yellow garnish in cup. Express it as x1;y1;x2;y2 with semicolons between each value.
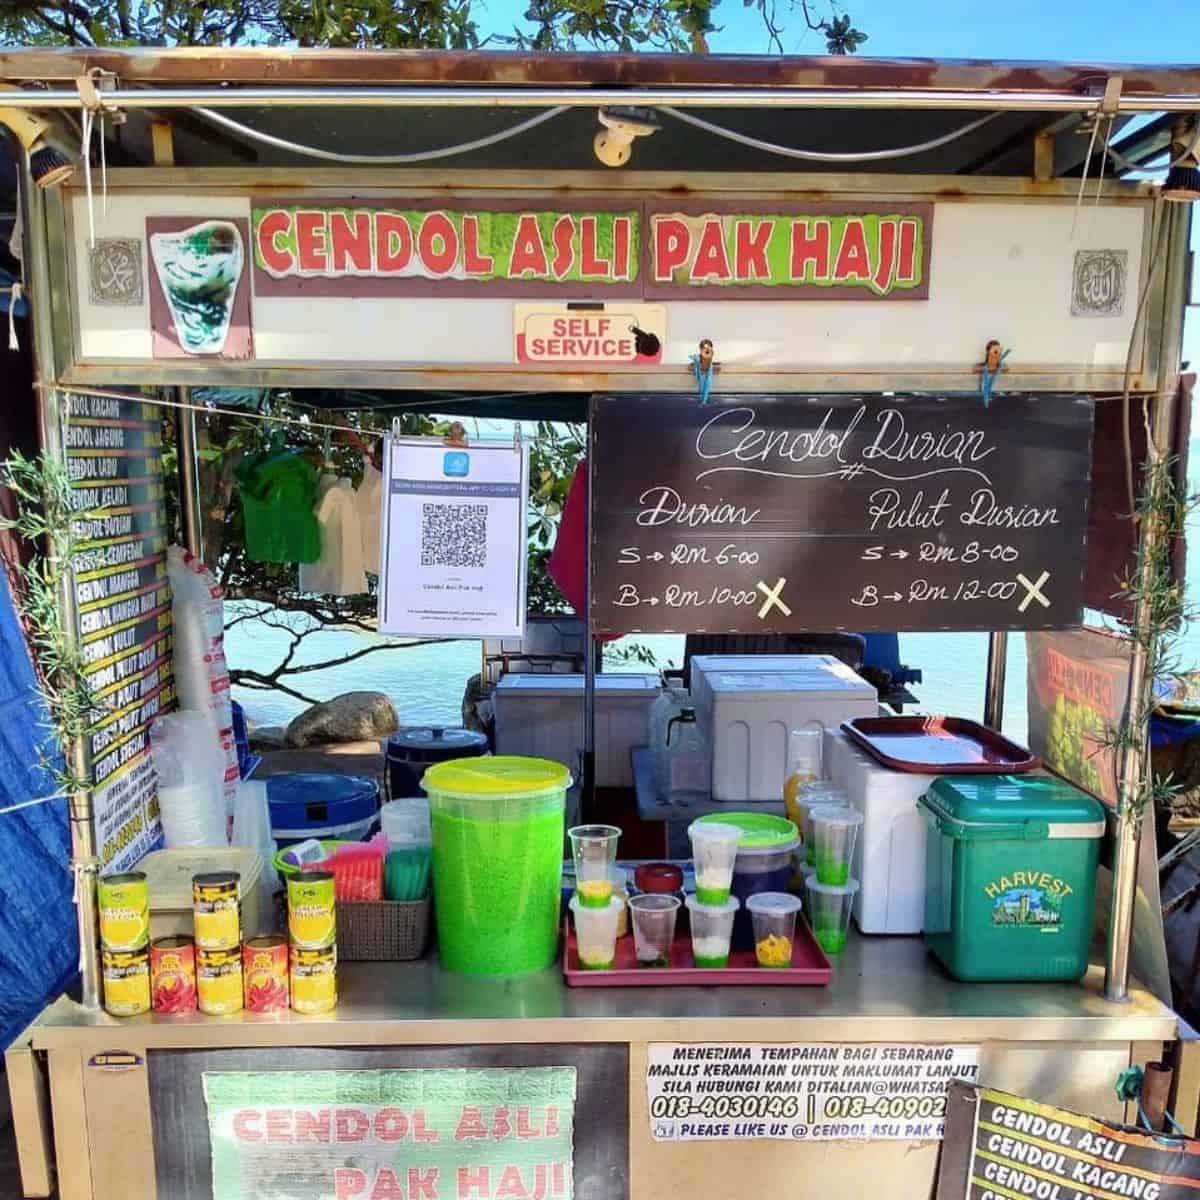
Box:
755;933;793;968
577;879;613;905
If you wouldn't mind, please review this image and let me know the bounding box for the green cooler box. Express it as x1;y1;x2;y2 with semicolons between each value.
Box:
918;775;1106;982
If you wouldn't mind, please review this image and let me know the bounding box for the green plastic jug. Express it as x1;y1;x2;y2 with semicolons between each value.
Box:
919;775;1106;982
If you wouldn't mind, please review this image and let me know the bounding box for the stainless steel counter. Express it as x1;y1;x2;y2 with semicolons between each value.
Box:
28;933;1177;1050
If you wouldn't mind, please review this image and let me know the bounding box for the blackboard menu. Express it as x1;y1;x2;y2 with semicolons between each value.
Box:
66;392;174;871
591;394;1093;636
936;1080;1200;1200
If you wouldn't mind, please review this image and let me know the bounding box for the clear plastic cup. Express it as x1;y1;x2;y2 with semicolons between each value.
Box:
569;895;623;970
811;805;864;885
807;879;859;955
628;893;680;968
687;821;741;905
684;895;740;968
746;892;803;969
800;783;849;865
568;824;621;908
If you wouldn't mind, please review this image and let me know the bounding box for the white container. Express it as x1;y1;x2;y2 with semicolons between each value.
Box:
650;685;689;799
380;797;432;849
135;846;265;940
690;654;848;715
825;730;930;934
693;658;877;802
494;673;659;787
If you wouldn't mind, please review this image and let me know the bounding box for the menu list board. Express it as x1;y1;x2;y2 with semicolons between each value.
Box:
591;394;1094;636
936;1080;1200;1199
66;392;173;872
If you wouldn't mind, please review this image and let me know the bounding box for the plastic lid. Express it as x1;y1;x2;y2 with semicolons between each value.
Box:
386;727;488;763
806;878;861;897
422;755;571;796
694;812;799;849
136;847;262;908
745;891;803;914
266;773;378;805
635;862;684;893
685;894;740;914
687;820;742;844
810;805;864;830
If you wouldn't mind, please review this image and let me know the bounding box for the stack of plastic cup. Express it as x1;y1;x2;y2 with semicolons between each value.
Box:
746;892;803;969
628;894;680;968
569;895;623;969
807;879;859;955
685;895;739;967
568;824;620;909
799;783;849;866
810;806;863;886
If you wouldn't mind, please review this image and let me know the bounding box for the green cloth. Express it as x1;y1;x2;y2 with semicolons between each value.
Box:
235;445;321;564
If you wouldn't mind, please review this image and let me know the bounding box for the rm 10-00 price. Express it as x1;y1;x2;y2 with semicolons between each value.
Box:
649;1095;801;1120
823;1095;947;1120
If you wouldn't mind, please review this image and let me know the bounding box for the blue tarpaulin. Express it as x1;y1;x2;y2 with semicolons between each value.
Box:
0;574;76;1048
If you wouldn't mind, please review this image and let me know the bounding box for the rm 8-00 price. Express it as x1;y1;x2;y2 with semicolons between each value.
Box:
823;1096;946;1120
649;1095;800;1120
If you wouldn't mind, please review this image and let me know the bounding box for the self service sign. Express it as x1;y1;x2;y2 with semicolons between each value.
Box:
514;304;665;365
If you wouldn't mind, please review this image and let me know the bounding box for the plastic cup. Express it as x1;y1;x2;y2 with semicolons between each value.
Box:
628;893;680;968
685;895;739;968
568;824;621;908
569;895;623;970
807;879;859;955
688;821;741;905
800;783;849;865
746;892;802;969
811;805;864;885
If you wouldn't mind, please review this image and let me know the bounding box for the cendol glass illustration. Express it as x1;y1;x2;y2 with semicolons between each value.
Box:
150;220;245;355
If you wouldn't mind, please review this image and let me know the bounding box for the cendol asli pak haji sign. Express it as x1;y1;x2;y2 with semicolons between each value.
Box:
203;1067;576;1200
248;199;931;299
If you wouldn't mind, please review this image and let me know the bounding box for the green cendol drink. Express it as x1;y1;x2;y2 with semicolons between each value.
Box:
424;757;570;977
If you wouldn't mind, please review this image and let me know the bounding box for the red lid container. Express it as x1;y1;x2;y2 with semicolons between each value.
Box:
635;863;684;894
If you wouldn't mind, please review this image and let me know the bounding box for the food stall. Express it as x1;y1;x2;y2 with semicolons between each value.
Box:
3;48;1199;1200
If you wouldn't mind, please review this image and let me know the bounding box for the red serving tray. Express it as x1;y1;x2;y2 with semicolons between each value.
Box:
841;716;1039;774
562;917;831;986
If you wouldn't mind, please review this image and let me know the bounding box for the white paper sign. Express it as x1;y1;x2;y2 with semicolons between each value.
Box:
378;436;529;638
646;1043;979;1143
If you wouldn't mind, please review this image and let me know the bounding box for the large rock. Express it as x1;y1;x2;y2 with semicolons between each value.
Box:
286;691;400;748
248;725;288;752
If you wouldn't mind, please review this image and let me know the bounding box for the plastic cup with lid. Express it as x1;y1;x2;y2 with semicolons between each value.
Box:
687;821;741;905
811;805;864;885
569;894;623;970
746;892;803;969
807;878;859;955
568;824;621;908
380;797;432;850
684;895;739;968
799;782;849;865
628;893;680;967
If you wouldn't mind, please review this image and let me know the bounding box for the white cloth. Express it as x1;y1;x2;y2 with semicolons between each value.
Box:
299;475;367;595
357;459;383;576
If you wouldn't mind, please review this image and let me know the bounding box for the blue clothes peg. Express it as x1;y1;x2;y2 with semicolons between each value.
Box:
690;338;718;405
979;340;1010;408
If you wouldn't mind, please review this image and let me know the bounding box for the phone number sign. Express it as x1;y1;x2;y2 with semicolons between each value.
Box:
647;1043;979;1143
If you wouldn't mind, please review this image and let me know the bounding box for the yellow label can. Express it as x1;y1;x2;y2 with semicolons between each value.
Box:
197;947;244;1015
98;872;149;952
289;944;337;1015
287;871;336;950
102;947;151;1017
192;872;241;951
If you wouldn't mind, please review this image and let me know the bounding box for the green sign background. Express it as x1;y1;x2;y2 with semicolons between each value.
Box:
204;1067;577;1200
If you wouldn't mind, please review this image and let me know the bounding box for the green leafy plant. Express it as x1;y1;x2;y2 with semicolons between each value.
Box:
0;449;105;795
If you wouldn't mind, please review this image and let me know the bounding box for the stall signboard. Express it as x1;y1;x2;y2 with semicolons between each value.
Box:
514;303;665;365
67;392;172;871
203;1067;577;1200
378;435;530;638
935;1080;1200;1199
647;1043;979;1142
591;394;1094;635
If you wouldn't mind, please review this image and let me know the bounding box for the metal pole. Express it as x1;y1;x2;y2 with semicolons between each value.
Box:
1104;199;1192;1003
174;386;203;558
1;85;1200;112
582;403;596;822
20;173;103;1011
983;631;1008;730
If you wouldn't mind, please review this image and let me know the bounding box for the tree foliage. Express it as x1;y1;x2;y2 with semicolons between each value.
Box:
0;0;864;55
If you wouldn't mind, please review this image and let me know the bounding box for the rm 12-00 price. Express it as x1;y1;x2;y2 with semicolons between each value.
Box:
649;1095;801;1120
823;1096;947;1120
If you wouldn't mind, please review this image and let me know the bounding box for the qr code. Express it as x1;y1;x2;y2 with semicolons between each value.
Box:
421;502;488;568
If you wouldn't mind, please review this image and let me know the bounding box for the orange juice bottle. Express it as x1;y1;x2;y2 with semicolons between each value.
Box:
782;727;824;832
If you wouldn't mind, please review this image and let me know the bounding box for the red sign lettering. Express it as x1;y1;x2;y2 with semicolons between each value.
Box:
410;1167;440;1199
376;213;413;272
654;217;690;282
413;1109;440;1143
515;1107;542;1139
294;1109;332;1143
734;219;772;280
455;1106;489;1141
790;219;830;281
295;211;327;272
692;219;732;282
335;1167;368;1200
336;1109;370;1143
256;211;294;275
457;1165;490;1199
612;216;633;281
369;1168;405;1200
375;1108;409;1142
550;216;575;280
508;214;549;277
579;216;611;278
330;210;372;273
232;1110;261;1142
462;215;494;275
832;217;871;282
495;1165;529;1199
419;212;459;276
897;217;919;283
873;219;897;293
265;1109;293;1144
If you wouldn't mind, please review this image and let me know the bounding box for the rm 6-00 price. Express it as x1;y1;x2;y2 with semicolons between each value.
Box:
649;1095;800;1120
823;1096;946;1120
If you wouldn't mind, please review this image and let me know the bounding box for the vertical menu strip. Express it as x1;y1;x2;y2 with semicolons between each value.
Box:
66;392;173;872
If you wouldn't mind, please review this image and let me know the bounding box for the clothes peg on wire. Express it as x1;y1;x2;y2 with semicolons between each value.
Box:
977;339;1010;408
688;337;720;406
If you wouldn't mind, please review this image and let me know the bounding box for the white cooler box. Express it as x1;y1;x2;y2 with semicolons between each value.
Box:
693;656;877;802
825;729;930;934
494;673;658;787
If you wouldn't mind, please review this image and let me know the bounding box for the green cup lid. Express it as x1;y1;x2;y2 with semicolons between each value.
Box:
694;812;798;849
